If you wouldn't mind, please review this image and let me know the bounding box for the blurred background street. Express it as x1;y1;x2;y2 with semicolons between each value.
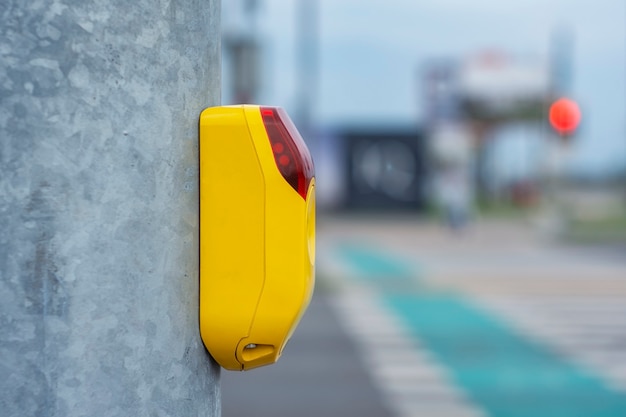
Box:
224;216;626;417
221;0;626;415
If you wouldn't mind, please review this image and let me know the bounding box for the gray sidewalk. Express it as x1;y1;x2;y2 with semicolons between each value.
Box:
221;294;394;417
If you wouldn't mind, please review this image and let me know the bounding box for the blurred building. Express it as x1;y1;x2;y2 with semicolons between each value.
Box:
423;60;461;125
222;0;262;104
458;51;550;124
422;51;554;207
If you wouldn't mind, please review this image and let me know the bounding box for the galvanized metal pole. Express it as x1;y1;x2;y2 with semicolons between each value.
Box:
295;0;318;142
0;1;221;416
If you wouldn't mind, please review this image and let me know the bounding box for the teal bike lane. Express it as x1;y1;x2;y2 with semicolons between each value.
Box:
337;243;626;417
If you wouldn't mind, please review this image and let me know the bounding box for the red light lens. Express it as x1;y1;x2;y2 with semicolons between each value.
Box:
260;107;314;199
279;155;290;166
273;143;284;153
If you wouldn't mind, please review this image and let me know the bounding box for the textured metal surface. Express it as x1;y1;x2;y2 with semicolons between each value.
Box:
0;1;221;415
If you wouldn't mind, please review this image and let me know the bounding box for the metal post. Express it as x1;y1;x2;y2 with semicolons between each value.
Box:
0;1;221;415
295;0;319;143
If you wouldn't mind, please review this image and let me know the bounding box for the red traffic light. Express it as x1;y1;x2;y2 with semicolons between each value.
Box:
549;98;581;135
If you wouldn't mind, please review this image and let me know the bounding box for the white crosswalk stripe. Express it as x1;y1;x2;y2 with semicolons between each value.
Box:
473;295;626;393
331;288;487;417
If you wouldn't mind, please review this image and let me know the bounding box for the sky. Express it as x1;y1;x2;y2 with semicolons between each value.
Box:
223;0;626;174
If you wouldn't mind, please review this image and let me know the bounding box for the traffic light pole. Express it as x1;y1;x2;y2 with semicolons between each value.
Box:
0;1;222;415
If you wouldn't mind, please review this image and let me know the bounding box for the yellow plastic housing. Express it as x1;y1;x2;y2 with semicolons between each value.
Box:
199;105;315;371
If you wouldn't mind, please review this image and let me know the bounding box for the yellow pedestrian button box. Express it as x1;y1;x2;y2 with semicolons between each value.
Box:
199;105;315;371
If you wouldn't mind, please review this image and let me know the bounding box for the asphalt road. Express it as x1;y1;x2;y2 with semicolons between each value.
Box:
221;294;394;417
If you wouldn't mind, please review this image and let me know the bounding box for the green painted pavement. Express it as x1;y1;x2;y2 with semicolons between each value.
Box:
337;243;626;417
337;243;415;282
387;295;626;417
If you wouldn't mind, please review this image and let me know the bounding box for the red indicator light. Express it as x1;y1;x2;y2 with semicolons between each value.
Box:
549;98;581;135
260;107;314;199
279;155;290;166
273;143;284;153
